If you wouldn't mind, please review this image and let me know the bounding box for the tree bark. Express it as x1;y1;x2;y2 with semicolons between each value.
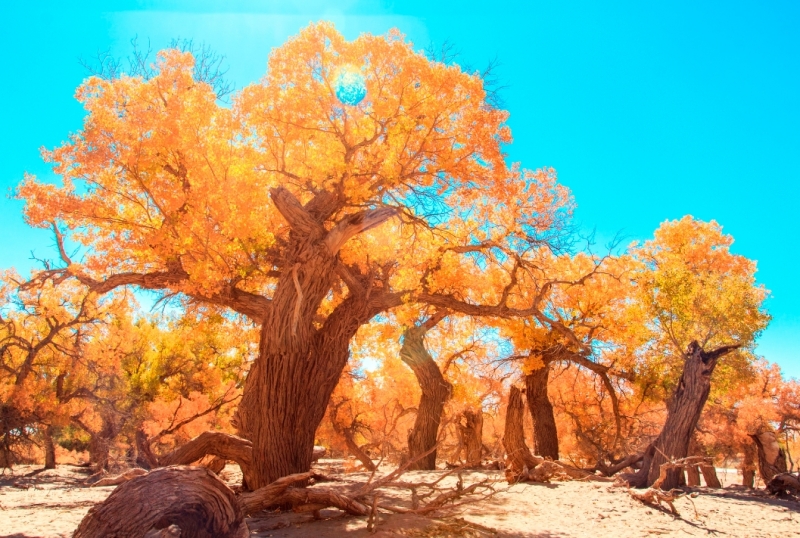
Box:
400;317;452;471
751;429;788;483
458;409;484;465
43;424;56;470
503;386;542;478
158;431;253;471
741;439;757;488
74;466;248;538
625;341;738;489
524;361;559;460
685;465;701;486
234;252;399;489
700;464;722;488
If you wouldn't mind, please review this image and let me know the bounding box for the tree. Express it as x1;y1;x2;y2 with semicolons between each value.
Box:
19;23;571;487
624;217;769;488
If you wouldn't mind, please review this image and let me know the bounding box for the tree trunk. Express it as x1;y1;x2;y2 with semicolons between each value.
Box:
700;464;722;488
751;429;788;483
458;409;484;465
43;424;56;470
524;361;559;460
400;320;452;471
741;440;756;488
234;253;392;489
74;466;247;538
686;465;701;486
503;386;542;478
231;188;399;489
625;341;738;489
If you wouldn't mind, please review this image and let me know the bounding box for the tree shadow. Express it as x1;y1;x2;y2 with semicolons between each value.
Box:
690;486;800;511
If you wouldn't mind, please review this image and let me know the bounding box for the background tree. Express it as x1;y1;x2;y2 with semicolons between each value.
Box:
624;216;769;488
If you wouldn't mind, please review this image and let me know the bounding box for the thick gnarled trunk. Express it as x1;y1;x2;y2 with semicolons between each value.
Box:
751;429;788;483
524;362;559;460
228;188;398;489
626;341;738;489
400;319;452;471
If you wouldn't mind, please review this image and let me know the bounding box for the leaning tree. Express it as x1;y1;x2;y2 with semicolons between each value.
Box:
19;23;571;488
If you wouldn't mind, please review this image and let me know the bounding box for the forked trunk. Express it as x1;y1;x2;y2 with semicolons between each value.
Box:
626;341;738;489
751;429;788;483
741;440;757;488
524;361;559;460
43;424;56;470
231;188;399;489
458;409;484;465
503;386;541;477
400;320;451;470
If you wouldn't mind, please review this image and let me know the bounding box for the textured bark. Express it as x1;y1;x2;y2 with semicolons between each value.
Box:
459;409;484;465
234;246;400;489
400;318;452;470
742;440;757;488
74;466;247;538
524;362;558;460
625;341;738;489
43;424;56;470
751;429;788;483
503;386;542;477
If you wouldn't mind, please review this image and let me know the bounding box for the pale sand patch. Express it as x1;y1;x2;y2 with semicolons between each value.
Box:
0;463;796;537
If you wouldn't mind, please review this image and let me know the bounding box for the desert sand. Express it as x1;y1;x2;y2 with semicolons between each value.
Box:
0;462;796;538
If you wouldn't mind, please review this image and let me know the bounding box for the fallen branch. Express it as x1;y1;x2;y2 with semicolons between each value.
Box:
91;468;148;487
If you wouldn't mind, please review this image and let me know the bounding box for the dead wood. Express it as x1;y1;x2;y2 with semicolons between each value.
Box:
766;472;800;498
627;487;698;517
274;487;370;515
158;431;253;472
91;467;148;487
238;471;317;515
74;466;248;538
144;525;182;538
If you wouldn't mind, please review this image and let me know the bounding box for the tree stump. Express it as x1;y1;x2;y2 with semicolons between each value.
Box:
685;465;701;486
503;386;542;481
700;464;722;488
750;429;788;483
73;466;248;538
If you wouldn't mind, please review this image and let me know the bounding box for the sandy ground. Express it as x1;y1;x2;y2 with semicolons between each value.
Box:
0;462;797;538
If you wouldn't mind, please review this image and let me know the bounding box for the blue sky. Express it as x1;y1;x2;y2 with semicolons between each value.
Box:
2;1;798;376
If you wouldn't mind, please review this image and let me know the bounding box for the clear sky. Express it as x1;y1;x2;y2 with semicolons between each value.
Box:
2;1;798;376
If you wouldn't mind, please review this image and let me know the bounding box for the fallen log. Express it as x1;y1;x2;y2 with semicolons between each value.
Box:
767;472;800;497
74;466;248;538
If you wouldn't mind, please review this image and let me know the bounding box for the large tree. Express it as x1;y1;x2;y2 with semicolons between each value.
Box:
19;23;570;488
625;217;769;488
